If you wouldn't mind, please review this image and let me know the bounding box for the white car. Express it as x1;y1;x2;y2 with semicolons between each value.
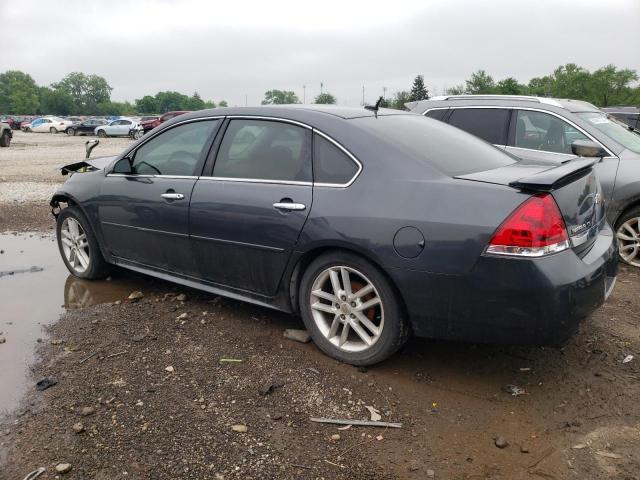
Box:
95;118;142;139
25;117;74;133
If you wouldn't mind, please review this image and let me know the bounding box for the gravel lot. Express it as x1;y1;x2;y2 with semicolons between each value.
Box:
0;139;639;479
0;130;133;203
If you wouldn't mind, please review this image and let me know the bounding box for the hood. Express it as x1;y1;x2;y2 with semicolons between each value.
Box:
60;155;116;176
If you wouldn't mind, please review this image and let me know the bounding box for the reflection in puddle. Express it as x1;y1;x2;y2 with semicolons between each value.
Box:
0;233;151;416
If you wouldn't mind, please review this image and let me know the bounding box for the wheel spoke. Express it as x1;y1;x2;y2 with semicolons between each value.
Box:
353;283;374;299
69;249;77;267
312;289;338;303
61;237;74;248
340;267;352;296
350;320;373;346
328;315;341;338
355;311;379;336
329;269;341;295
61;229;73;240
357;296;381;312
311;302;336;314
621;244;638;252
623;223;638;237
617;232;635;241
69;219;79;237
76;249;90;269
338;322;350;346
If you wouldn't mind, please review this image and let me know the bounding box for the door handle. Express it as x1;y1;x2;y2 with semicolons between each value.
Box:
273;202;306;211
161;192;184;200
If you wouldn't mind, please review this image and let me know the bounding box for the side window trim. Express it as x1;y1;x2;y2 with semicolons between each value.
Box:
107;117;223;178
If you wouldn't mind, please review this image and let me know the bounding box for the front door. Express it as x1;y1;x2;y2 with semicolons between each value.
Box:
189;118;313;295
98;119;221;272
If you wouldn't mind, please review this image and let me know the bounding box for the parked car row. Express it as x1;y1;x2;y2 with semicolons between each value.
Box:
406;95;640;268
52;104;618;365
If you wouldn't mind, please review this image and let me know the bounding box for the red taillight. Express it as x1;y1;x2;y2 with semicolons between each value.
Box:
486;193;570;257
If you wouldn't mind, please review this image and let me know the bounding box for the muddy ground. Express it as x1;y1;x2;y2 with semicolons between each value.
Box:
0;200;639;480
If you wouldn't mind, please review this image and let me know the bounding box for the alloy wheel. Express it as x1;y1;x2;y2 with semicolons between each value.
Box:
60;217;91;274
617;218;640;267
310;266;384;352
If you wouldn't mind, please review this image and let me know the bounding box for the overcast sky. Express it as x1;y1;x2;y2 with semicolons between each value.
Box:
1;0;639;106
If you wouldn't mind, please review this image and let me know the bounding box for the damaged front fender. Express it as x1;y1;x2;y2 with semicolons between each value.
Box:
60;155;117;176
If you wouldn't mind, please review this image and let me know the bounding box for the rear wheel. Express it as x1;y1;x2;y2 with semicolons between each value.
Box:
615;207;640;267
56;206;111;279
299;251;409;365
0;131;10;147
50;127;58;134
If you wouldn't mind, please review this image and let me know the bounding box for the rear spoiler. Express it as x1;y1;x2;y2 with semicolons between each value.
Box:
509;158;598;192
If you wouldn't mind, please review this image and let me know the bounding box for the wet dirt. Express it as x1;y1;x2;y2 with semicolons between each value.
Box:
0;233;152;416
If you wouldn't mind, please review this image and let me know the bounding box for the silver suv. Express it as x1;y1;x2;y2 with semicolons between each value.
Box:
407;95;640;267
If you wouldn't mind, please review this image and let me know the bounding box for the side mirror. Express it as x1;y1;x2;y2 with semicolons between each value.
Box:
85;139;99;159
571;140;607;158
112;157;134;174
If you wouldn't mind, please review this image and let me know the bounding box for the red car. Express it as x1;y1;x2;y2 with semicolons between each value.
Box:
141;111;190;133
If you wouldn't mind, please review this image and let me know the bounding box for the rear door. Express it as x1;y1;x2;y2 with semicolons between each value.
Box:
447;108;511;150
98;118;221;272
189;118;313;295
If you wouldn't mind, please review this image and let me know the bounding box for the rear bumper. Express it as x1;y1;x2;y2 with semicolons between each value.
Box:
396;223;618;345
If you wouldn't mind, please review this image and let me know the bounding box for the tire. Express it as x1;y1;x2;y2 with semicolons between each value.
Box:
97;130;107;138
56;206;111;279
0;131;10;147
66;128;76;136
50;127;58;134
298;251;409;365
615;206;640;268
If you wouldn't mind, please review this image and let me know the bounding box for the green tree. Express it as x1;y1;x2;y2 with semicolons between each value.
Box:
39;87;74;115
135;95;158;113
218;100;228;107
446;84;466;95
495;77;526;95
314;92;336;104
465;70;495;94
261;89;299;105
52;72;112;114
0;70;40;113
184;92;205;110
154;91;190;112
409;75;429;101
386;90;411;110
528;76;553;97
589;65;638;106
547;64;591;100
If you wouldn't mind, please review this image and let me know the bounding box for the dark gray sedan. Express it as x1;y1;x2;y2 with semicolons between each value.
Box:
51;106;617;365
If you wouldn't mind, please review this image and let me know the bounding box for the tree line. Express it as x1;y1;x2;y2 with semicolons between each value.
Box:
0;70;227;116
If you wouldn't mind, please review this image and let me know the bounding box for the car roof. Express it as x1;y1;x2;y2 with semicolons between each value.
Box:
407;95;601;114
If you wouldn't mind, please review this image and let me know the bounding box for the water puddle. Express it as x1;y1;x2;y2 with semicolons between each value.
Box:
0;233;150;416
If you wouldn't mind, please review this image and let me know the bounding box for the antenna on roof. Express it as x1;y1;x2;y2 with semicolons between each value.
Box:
364;96;384;117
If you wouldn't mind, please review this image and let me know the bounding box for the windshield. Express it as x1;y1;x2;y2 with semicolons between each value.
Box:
576;111;640;154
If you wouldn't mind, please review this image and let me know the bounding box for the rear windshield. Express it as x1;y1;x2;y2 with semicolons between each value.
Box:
353;114;516;176
576;111;640;154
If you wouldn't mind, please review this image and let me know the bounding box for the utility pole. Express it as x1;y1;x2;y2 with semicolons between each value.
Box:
320;82;324;95
382;86;387;100
245;94;248;106
303;85;306;104
362;85;365;106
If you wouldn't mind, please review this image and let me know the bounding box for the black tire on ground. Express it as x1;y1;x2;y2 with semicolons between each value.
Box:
298;250;410;365
97;130;107;138
56;206;111;279
67;128;76;136
0;131;10;147
50;127;58;134
615;206;640;267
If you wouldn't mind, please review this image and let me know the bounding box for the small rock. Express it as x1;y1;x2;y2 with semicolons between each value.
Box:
408;463;420;472
50;339;64;345
114;300;121;305
72;422;85;434
176;293;187;302
259;380;284;396
330;434;340;441
520;444;530;453
55;463;72;474
0;337;5;344
80;406;95;417
128;291;144;301
131;334;145;342
177;312;188;320
272;413;283;421
426;469;435;478
35;377;58;391
231;424;248;433
165;366;175;373
283;329;311;343
494;436;508;449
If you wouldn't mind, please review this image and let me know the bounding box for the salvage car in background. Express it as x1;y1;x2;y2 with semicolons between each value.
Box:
0;121;12;147
23;116;74;133
407;95;640;267
51;106;617;365
141;111;190;133
66;118;108;136
602;106;640;131
95;118;142;139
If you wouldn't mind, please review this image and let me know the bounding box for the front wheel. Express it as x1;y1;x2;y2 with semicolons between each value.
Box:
97;130;107;138
66;128;76;136
56;206;111;279
0;131;10;147
50;127;58;134
616;207;640;267
299;251;409;365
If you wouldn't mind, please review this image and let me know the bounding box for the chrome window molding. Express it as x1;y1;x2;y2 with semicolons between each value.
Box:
424;105;616;158
197;176;312;186
106;174;199;180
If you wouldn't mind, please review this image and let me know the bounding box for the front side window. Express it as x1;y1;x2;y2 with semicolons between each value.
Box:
313;134;358;184
213;119;312;182
577;111;640;154
513;110;588;154
127;120;219;176
448;108;510;145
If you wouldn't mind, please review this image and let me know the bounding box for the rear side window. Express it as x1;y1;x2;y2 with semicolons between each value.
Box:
425;109;447;121
448;108;510;145
213;119;312;182
313;134;359;185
